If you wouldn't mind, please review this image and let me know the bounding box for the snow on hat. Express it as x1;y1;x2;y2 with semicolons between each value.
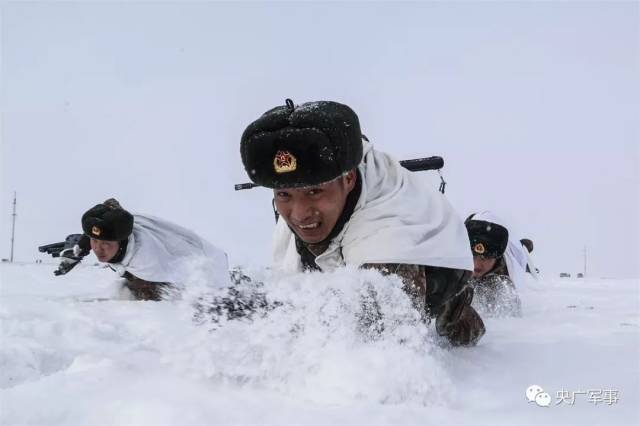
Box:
240;99;364;189
465;215;509;258
81;198;133;241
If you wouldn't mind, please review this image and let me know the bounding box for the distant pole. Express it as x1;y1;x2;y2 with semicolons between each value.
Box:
583;245;587;278
10;192;16;262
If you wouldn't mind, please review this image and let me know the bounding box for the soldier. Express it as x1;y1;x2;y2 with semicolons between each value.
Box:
466;211;538;284
41;198;229;301
240;99;485;346
465;213;522;317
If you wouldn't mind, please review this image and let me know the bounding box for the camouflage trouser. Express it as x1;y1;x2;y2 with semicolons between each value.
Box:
123;273;172;301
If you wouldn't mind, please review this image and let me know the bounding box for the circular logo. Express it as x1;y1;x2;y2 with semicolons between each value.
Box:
473;242;485;255
273;150;297;174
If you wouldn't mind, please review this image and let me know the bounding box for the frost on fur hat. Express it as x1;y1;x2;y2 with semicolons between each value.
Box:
240;99;364;189
81;198;134;241
465;216;509;258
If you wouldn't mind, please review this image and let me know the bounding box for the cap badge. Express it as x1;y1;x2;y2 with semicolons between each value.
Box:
274;150;297;174
473;242;486;255
91;226;102;237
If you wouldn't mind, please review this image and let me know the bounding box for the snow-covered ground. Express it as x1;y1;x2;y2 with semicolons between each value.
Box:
1;262;638;426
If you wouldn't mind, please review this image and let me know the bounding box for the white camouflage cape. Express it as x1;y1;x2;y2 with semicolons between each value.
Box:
273;141;473;273
105;215;229;288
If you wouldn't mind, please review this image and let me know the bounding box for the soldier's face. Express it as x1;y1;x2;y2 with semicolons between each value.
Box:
90;238;120;262
472;256;496;278
274;170;357;244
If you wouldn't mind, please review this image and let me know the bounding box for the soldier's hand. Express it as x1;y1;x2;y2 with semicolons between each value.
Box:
443;305;486;346
62;234;90;256
435;287;485;346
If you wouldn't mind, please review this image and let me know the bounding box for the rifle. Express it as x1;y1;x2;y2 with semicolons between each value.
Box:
235;156;446;192
38;234;91;276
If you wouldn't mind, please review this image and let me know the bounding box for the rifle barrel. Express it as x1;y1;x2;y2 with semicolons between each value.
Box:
38;242;65;253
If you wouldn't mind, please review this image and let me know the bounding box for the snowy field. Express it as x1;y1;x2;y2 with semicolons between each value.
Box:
1;262;638;426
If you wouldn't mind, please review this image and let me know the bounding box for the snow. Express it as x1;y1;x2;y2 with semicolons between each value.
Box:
1;262;638;425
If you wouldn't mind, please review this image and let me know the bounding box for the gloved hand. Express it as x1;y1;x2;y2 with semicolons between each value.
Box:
435;286;485;346
38;234;90;276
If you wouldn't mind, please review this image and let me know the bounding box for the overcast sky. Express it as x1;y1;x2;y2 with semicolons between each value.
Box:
1;1;638;279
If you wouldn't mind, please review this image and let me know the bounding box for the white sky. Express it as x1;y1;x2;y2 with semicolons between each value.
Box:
1;1;638;278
